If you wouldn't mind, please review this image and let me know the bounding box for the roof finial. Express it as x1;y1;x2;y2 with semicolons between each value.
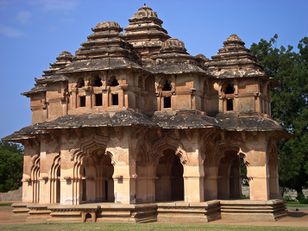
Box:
144;3;147;6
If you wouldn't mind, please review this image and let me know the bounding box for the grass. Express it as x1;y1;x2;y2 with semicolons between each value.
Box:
0;203;12;207
0;222;307;231
286;201;308;209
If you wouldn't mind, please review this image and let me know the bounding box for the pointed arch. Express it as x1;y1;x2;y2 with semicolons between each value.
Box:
152;137;188;165
50;153;61;203
70;135;115;204
31;155;40;203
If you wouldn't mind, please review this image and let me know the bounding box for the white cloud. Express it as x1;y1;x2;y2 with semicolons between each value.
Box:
29;0;79;11
0;25;23;38
16;11;32;25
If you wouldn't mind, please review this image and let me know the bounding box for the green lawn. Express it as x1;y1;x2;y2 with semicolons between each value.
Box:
286;201;308;209
0;223;307;231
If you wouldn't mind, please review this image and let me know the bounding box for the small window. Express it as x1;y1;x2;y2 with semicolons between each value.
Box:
226;99;233;111
80;96;86;107
95;94;102;106
112;94;119;105
90;76;102;87
164;96;171;108
162;80;172;91
108;77;119;87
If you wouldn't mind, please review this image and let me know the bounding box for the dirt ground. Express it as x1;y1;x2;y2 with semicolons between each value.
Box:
0;205;307;227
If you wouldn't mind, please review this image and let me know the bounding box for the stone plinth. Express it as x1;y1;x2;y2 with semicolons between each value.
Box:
220;199;287;221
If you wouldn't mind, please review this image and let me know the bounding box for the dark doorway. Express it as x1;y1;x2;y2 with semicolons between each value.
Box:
155;149;184;202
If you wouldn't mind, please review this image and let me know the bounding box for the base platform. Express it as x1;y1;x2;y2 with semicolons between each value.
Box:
11;199;286;223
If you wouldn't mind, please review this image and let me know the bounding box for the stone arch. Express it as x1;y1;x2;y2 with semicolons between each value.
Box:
89;75;102;87
71;135;115;204
50;153;61;203
155;148;184;202
213;142;249;200
151;137;187;202
152;138;189;165
107;76;119;87
31;155;40;203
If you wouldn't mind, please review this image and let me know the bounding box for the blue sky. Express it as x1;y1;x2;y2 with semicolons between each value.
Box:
0;0;307;139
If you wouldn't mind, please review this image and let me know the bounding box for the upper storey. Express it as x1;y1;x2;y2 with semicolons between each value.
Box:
23;6;272;125
206;35;271;116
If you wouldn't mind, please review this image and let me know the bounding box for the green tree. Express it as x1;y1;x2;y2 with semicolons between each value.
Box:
250;35;308;200
0;141;23;192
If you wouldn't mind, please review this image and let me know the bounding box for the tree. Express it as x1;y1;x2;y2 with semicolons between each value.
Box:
250;35;308;201
0;141;23;192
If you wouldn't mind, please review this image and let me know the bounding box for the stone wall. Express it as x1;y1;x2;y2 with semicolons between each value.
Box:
0;187;22;202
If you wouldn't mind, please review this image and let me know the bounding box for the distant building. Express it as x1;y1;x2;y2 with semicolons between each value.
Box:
5;5;287;222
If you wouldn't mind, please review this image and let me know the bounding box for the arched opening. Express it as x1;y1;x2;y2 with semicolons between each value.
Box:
80;151;114;203
50;154;61;204
240;155;249;199
90;76;102;87
101;154;114;202
162;80;172;109
224;84;235;94
155;149;184;202
56;167;60;203
76;78;85;88
81;166;87;202
31;156;40;203
162;80;172;91
108;77;119;87
223;84;235;111
217;150;246;200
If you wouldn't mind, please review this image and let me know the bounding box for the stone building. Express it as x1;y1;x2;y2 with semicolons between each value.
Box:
5;5;287;222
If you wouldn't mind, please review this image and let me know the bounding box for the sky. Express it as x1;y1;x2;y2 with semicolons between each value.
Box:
0;0;307;139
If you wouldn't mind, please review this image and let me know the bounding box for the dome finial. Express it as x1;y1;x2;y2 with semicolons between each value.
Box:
144;3;147;6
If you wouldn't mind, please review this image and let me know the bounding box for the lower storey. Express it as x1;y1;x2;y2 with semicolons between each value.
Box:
12;199;287;223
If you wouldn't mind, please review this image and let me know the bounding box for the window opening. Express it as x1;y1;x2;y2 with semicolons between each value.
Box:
164;96;171;108
162;80;172;91
95;94;102;106
80;96;86;107
112;94;119;105
226;99;233;111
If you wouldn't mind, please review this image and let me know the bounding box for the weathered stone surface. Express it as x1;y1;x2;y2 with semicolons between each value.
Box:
4;4;289;224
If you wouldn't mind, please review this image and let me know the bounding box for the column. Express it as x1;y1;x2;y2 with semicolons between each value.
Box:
60;149;75;205
204;166;218;201
245;138;270;201
183;149;204;202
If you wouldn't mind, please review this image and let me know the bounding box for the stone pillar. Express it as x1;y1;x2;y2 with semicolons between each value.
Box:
183;164;204;202
136;165;156;203
60;149;75;205
204;166;218;201
108;133;135;204
113;164;133;204
245;136;270;201
183;148;204;202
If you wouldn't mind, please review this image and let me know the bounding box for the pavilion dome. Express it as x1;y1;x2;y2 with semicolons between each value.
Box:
92;21;122;32
161;38;187;53
131;4;158;20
